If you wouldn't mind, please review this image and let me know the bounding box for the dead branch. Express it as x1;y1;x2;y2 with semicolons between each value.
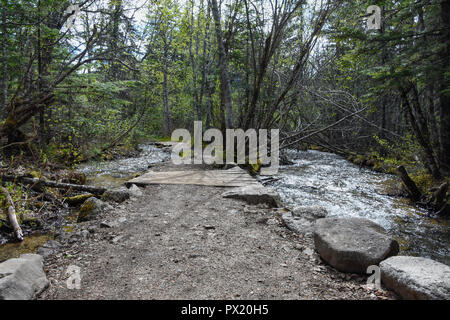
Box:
0;175;106;195
0;186;23;241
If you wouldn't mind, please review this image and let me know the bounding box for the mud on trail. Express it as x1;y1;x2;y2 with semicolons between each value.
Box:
39;162;393;300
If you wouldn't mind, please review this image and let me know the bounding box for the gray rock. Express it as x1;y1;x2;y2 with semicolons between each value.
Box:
37;240;61;258
380;256;450;300
77;197;113;222
0;254;49;300
314;217;399;273
293;206;328;219
128;184;143;197
280;206;328;235
102;188;130;203
222;185;280;207
100;217;127;229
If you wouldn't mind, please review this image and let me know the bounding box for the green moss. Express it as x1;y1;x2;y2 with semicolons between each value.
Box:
410;171;434;194
131;172;141;179
63;225;74;233
77;199;94;222
65;193;94;206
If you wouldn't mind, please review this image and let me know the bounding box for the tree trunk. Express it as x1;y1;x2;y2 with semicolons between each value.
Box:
210;0;233;129
397;165;422;202
439;0;450;176
162;43;171;136
1;2;7;118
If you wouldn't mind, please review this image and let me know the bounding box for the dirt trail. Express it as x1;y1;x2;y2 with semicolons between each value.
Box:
40;162;393;300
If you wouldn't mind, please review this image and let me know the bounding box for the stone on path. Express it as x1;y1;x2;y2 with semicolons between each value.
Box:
78;197;113;222
380;256;450;300
314;217;399;273
37;240;62;259
128;184;143;197
222;184;280;207
279;206;328;235
0;254;49;300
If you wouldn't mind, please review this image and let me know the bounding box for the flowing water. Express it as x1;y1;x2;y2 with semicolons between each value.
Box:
269;150;450;265
4;144;446;265
77;144;170;189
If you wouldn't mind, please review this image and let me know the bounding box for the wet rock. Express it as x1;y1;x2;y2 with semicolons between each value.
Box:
0;254;49;300
314;217;399;273
77;197;113;222
222;185;280;207
293;206;328;219
280;206;328;235
380;256;450;300
102;188;130;203
280;154;295;166
37;240;61;258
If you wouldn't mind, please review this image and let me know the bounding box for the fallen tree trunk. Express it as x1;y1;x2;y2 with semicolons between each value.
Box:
432;182;449;215
397;166;422;201
0;186;23;241
0;175;107;195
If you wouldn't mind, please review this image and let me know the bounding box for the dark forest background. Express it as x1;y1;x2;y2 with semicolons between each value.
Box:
0;0;449;184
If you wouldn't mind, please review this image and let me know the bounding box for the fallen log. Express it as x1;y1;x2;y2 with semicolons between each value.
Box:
396;166;422;202
0;175;106;195
0;186;23;241
432;182;449;215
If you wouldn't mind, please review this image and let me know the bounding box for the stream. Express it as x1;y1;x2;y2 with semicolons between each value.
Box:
1;144;448;266
76;144;170;189
269;149;450;266
78;144;449;265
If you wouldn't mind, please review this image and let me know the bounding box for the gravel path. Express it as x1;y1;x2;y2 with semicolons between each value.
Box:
39;162;394;300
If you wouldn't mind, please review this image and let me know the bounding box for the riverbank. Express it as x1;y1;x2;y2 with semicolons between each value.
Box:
39;161;394;300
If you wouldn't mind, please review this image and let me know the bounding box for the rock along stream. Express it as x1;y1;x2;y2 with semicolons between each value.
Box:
269;149;449;266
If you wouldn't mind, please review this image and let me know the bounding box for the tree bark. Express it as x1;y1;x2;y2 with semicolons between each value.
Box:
397;165;422;202
439;0;450;175
1;2;7;118
210;0;233;129
162;41;171;136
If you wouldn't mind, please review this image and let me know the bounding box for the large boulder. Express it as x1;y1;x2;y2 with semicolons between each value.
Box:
314;217;399;273
280;206;328;235
0;254;49;300
380;256;450;300
222;185;280;207
77;197;113;222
